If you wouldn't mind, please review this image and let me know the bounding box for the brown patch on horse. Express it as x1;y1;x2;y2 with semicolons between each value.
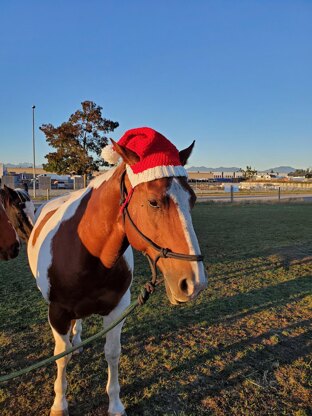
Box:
32;209;57;246
0;203;20;260
48;184;132;335
77;167;126;268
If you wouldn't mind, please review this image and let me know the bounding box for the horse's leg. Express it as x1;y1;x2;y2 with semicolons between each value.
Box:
49;306;72;416
104;288;130;416
71;319;83;354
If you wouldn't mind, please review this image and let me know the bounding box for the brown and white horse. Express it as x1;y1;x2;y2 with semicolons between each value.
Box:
0;199;20;260
27;142;207;416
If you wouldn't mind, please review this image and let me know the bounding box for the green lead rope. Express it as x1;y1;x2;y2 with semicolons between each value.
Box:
0;284;154;384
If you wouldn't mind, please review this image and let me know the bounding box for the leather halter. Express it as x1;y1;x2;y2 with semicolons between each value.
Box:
119;170;204;290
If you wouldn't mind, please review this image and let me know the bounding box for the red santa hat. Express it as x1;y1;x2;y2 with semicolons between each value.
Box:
102;127;187;187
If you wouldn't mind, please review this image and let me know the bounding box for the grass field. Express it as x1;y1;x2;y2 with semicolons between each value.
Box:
0;202;311;416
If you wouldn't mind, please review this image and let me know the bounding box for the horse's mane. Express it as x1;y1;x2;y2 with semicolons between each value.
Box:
88;166;118;189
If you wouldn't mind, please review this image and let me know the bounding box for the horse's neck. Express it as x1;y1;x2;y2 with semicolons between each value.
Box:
77;165;128;268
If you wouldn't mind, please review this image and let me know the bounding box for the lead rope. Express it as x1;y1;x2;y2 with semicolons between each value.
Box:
0;287;154;383
0;279;158;383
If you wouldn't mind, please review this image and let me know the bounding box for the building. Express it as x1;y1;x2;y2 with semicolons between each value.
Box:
255;172;289;180
188;171;244;182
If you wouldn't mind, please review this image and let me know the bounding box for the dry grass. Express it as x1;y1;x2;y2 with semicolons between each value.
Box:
0;203;311;415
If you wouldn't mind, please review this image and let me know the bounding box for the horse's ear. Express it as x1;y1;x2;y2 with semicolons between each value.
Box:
3;185;15;201
111;139;140;166
179;140;195;166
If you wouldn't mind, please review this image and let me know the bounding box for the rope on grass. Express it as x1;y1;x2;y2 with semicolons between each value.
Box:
0;285;154;383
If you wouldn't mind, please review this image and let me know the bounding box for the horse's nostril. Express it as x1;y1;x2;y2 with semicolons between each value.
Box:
179;278;189;294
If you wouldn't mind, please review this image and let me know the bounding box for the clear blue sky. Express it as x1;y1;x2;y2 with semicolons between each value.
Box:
0;0;311;170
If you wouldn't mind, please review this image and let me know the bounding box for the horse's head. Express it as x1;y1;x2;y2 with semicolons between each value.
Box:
0;200;20;260
112;131;207;304
0;186;35;242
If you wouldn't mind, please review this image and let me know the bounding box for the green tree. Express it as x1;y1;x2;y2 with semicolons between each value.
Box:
239;165;257;180
305;168;312;179
288;168;310;177
40;101;119;176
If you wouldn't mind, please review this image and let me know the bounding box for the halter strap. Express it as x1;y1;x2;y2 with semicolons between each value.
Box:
119;170;204;290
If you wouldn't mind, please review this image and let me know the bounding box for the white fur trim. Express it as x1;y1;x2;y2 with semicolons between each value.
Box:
126;165;187;187
101;144;120;165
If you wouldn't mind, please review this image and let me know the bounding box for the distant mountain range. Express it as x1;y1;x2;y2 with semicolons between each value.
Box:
262;166;297;173
4;162;43;168
4;162;297;174
187;166;297;173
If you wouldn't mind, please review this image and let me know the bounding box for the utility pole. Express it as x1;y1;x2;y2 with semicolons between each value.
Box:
32;105;36;198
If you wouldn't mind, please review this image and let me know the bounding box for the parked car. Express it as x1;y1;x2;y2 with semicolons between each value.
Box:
56;181;66;189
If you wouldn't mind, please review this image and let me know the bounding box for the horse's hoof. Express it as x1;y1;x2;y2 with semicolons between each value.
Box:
50;409;69;416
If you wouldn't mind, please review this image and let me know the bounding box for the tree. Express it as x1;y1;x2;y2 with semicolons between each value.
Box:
239;165;257;180
288;168;310;177
305;168;312;179
40;101;119;176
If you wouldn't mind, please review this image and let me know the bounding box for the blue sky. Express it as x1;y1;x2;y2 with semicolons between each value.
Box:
0;1;311;170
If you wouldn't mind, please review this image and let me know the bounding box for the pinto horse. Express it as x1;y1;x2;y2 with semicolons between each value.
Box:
0;199;20;260
0;185;35;242
27;140;207;416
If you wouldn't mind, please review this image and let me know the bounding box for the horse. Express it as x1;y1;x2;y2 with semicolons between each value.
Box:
0;185;35;242
0;199;20;260
27;129;207;416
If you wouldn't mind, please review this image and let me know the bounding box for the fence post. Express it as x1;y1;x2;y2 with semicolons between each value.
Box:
46;188;50;201
231;185;234;203
278;187;281;201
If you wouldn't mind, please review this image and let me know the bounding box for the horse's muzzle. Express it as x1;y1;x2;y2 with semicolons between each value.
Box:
0;241;20;261
165;273;207;305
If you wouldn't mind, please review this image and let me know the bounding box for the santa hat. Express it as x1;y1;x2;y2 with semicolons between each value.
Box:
102;127;187;188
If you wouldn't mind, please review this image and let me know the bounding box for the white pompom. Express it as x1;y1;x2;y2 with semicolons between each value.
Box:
101;144;120;165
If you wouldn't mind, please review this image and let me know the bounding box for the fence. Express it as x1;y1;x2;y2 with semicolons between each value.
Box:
190;184;312;203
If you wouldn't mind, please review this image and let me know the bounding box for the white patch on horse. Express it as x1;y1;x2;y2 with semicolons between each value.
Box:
103;287;131;415
123;245;134;275
24;200;36;225
28;187;92;300
15;189;36;225
167;178;206;286
35;194;72;222
49;323;72;413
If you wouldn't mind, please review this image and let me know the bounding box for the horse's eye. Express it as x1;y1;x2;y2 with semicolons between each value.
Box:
148;200;160;209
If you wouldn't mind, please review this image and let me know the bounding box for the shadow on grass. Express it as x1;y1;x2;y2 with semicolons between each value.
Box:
118;272;311;414
125;274;311;339
210;253;312;283
124;322;311;415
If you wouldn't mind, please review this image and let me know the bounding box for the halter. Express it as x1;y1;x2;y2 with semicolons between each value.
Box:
119;170;204;301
